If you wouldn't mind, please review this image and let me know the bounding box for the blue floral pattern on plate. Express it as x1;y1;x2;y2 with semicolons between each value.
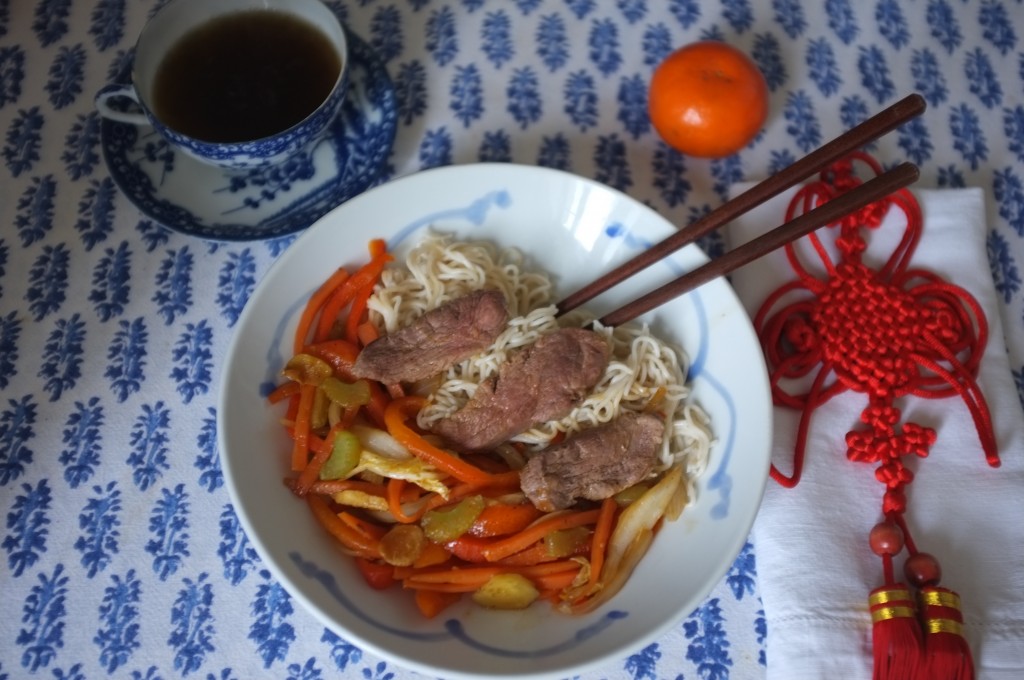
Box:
100;27;397;241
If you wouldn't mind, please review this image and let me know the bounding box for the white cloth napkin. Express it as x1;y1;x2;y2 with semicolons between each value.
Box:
726;185;1024;679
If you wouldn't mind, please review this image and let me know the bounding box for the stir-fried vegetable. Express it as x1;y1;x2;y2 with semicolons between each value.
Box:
472;573;540;609
421;496;485;543
320;430;361;480
269;239;690;618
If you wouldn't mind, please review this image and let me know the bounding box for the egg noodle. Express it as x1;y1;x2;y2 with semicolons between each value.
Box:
366;231;713;504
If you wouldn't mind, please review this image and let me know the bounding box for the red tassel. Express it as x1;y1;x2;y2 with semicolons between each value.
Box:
918;586;974;680
869;584;923;680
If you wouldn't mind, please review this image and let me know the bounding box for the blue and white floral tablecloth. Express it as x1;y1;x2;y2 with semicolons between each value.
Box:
2;1;1023;679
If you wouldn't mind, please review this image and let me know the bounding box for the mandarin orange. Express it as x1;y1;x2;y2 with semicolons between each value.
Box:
648;41;769;158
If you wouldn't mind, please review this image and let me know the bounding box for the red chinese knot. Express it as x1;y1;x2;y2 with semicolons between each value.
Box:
753;152;1000;680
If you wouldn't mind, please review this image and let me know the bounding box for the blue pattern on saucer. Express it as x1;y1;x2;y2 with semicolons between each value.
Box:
101;28;396;241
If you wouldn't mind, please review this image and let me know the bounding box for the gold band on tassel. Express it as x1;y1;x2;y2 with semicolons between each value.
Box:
920;589;961;609
924;616;964;636
869;588;912;606
871;605;916;624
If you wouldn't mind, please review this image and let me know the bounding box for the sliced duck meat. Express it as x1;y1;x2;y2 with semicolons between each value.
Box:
519;411;665;511
432;327;610;451
352;289;509;384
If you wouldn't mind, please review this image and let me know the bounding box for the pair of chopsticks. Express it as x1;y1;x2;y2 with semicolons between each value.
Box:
558;93;927;327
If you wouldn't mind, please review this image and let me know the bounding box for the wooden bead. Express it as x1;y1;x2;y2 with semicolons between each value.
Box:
869;522;904;556
904;552;941;587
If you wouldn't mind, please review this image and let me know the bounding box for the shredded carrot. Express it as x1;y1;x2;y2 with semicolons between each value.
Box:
314;285;348;342
492;541;561;566
434;474;523;508
355;557;396;590
402;581;487;593
367;237;387;258
315;242;392;343
412;541;452;569
489;540;581;565
338;511;388;540
267;381;301;405
295;268;350;354
480;509;602;563
305;433;330;456
387;478;426;524
444;535;494;564
405;560;578;584
356;320;379;347
305;339;360;379
364;382;390;429
290;384;317;472
517;561;582;577
402;567;500;590
402;560;580;592
414;589;461;618
297;478;388;497
285;391;301;423
532;568;582;593
339;405;360;430
306;495;379;559
344;277;376;345
384;396;500;486
588;497;618;591
293;424;344;496
470;502;545;538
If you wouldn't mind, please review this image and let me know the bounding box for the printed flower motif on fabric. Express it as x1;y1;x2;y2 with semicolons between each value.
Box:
754;151;1001;679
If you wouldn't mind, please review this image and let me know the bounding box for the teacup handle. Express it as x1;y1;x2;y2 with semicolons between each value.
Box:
95;83;151;126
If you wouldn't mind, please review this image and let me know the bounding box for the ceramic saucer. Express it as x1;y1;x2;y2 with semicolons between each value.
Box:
101;27;397;241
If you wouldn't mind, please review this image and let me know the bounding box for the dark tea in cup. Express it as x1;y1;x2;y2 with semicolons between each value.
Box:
152;10;342;143
94;0;349;170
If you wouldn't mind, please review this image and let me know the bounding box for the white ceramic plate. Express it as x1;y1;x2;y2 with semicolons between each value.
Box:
219;163;772;679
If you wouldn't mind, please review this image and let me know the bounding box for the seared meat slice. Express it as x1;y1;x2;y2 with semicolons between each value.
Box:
432;328;609;451
352;289;509;384
520;411;665;511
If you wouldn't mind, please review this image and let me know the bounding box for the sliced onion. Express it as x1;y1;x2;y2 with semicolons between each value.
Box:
567;465;682;614
492;492;527;505
665;474;690;522
563;528;654;615
493;443;527;471
366;495;432;524
331;489;389;512
352;451;449;497
350;424;412;460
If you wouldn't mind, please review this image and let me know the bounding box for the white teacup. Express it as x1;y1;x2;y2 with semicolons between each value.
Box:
96;0;349;171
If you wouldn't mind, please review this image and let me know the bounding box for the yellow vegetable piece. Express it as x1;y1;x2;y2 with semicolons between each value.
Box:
353;451;449;497
472;573;539;610
320;431;361;480
282;353;333;385
544;526;591;558
331;489;389;512
613;483;651;507
310;387;329;431
321;376;372;407
379;524;426;567
421;495;485;543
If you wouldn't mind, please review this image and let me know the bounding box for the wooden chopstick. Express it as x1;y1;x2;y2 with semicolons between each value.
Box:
556;93;927;316
596;161;920;327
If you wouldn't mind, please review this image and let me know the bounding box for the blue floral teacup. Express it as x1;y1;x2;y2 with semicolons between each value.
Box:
95;0;349;171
